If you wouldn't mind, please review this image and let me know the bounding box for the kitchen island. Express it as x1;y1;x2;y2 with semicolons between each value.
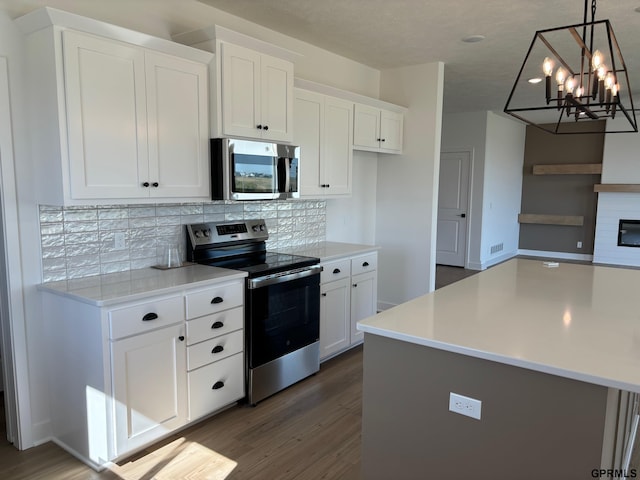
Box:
358;258;640;479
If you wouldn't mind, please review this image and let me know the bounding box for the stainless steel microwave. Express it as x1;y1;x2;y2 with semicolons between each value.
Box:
211;138;300;201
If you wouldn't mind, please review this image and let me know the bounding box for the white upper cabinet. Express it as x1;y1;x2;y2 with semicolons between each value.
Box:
295;89;353;197
220;42;293;142
18;9;213;205
353;103;404;154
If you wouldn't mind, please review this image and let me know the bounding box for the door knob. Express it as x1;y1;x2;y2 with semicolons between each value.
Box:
457;213;466;218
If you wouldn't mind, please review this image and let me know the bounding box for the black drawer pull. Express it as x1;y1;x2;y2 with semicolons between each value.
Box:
212;381;225;390
142;182;150;187
211;321;224;329
142;312;158;321
321;293;327;297
362;261;370;267
353;284;358;288
332;268;341;274
178;336;185;342
212;345;224;354
152;182;159;187
211;297;224;304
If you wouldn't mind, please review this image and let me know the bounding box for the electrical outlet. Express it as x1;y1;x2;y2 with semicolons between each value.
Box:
577;241;583;248
114;232;126;251
449;392;482;420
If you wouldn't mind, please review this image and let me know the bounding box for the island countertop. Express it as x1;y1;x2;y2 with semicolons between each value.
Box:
357;258;640;393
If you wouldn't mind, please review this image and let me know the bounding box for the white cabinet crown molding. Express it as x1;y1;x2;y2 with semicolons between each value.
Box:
295;77;407;114
172;24;302;63
16;7;213;64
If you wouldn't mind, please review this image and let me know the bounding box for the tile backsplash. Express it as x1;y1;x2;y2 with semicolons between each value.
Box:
39;200;326;282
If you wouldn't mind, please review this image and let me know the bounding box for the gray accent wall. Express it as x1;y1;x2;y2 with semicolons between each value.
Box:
519;121;604;254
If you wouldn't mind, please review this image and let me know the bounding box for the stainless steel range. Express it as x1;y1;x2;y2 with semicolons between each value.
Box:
186;219;321;405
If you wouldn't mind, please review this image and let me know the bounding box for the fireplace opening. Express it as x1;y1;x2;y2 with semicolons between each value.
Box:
618;220;640;247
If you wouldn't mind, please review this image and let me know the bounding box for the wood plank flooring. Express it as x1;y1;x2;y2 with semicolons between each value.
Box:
0;346;363;480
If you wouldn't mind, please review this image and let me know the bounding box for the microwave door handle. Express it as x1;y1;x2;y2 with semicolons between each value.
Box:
284;158;291;194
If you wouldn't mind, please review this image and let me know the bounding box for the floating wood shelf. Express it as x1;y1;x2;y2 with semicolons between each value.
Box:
532;163;602;175
518;214;584;226
594;184;640;193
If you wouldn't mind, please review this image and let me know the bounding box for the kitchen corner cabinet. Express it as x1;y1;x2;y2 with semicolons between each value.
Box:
21;23;211;205
41;275;245;468
353;103;403;154
220;42;294;142
319;252;378;360
295;89;353;197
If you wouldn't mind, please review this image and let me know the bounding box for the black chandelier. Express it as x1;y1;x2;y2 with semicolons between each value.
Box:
504;0;637;134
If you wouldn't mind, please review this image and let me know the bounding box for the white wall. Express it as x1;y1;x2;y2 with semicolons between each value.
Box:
482;112;525;268
375;62;444;308
601;128;640;183
326;151;378;244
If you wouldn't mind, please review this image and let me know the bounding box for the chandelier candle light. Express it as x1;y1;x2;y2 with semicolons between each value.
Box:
504;0;637;134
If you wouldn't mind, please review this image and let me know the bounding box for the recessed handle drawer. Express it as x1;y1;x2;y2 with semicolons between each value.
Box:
109;296;183;340
351;253;377;275
185;281;243;320
188;352;244;421
187;329;244;371
186;306;243;345
320;258;351;284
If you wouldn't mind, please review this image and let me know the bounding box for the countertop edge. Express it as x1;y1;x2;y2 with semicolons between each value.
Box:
276;241;380;262
38;268;248;307
357;323;640;394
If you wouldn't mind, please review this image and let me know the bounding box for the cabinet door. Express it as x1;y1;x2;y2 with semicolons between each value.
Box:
353;104;381;150
221;42;261;139
260;54;294;142
111;324;187;456
380;110;403;153
351;270;377;345
323;97;353;196
145;51;210;198
295;89;324;197
63;30;148;199
320;278;351;360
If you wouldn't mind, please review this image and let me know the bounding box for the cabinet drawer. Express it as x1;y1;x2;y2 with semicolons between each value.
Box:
185;282;243;320
188;352;244;421
351;253;378;275
187;329;244;371
109;296;184;340
321;259;351;283
186;306;243;346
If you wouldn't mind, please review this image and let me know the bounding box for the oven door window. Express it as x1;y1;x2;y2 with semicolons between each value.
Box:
247;273;320;368
232;153;277;194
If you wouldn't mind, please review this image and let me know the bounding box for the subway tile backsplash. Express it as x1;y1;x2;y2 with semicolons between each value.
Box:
39;200;326;282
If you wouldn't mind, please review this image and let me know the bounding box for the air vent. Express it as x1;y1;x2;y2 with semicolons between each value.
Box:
490;243;504;254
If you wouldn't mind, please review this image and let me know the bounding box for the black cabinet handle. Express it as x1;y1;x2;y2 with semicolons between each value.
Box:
362;261;370;267
321;293;327;297
212;381;225;390
212;345;224;354
332;268;341;274
263;125;269;131
211;297;224;304
152;182;159;187
142;182;150;187
142;312;158;321
211;321;224;329
178;335;185;341
353;284;358;288
256;124;263;129
381;138;386;142
376;138;381;142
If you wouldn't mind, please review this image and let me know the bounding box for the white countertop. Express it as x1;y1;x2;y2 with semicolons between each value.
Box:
38;264;247;307
358;258;640;393
277;241;379;262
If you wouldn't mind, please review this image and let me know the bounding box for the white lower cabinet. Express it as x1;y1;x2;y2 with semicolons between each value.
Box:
319;252;378;361
41;274;245;469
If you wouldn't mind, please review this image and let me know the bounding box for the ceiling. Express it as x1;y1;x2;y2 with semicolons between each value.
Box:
2;0;640;115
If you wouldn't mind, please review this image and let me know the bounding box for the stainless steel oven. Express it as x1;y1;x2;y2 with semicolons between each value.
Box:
186;219;321;405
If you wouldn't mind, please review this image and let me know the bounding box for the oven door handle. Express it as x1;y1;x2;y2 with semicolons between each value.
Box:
248;265;322;290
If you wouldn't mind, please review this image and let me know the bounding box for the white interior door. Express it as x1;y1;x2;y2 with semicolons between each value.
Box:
436;151;470;267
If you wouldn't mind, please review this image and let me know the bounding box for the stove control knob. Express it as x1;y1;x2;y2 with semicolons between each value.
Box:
252;225;259;232
203;229;210;237
194;231;202;238
260;224;266;231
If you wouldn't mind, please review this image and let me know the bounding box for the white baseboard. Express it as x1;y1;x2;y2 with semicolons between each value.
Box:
517;249;593;262
467;251;518;271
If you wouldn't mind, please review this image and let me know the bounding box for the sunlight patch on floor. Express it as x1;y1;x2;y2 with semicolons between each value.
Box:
109;437;237;480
